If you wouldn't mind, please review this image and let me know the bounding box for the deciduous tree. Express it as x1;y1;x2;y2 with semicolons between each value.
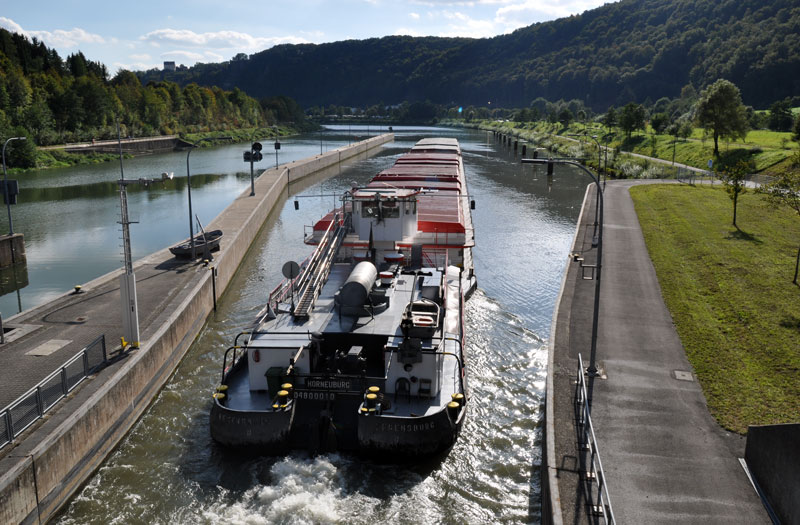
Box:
619;102;645;138
716;159;752;228
759;171;800;284
695;79;748;158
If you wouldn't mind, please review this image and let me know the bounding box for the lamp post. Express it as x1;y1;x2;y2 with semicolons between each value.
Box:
523;156;604;405
248;128;262;197
273;126;280;169
568;133;602;246
2;137;26;235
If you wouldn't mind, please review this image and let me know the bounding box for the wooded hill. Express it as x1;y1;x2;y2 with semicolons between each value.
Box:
0;28;310;166
138;0;800;111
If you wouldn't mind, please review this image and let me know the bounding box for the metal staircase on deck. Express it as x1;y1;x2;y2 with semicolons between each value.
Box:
292;213;349;319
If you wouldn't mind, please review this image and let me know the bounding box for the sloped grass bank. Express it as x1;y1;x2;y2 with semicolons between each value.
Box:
631;184;800;434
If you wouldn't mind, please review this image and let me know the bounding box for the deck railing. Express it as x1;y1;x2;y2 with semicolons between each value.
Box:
575;353;616;523
0;335;107;450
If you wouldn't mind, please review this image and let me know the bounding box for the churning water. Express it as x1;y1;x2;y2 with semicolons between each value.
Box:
54;127;585;524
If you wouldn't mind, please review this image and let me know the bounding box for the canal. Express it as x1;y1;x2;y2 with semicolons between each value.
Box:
42;126;586;524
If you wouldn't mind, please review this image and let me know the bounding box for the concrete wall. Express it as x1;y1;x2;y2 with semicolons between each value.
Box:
0;234;26;268
0;134;392;524
745;423;800;524
64;136;180;155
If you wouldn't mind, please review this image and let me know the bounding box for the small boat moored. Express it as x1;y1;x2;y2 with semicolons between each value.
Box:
169;229;223;258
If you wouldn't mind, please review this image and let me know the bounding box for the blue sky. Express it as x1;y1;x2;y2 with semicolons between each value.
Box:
2;0;610;73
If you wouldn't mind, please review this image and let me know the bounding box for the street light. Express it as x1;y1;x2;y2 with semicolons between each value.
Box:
2;137;26;236
246;128;266;197
273;126;280;169
523;156;604;406
568;133;602;246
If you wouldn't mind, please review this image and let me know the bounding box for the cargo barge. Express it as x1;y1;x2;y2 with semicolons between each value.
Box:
210;137;476;458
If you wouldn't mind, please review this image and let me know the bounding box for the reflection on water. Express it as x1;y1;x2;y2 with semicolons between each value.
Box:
0;132;360;315
19;174;225;203
0;263;27;313
55;127;586;524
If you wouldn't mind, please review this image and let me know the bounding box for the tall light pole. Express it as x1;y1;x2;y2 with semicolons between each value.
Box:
523;157;604;406
247;128;265;197
273;126;280;169
2;137;26;235
569;133;602;246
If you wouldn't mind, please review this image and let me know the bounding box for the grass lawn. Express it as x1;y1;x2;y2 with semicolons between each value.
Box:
472;120;798;176
630;184;800;434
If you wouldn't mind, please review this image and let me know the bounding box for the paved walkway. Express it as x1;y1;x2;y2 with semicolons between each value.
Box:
549;180;769;523
0;252;202;411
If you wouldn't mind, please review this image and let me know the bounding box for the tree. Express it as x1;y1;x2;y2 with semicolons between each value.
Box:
793;114;800;144
758;171;800;284
558;107;573;127
716;160;752;228
695;79;748;158
602;106;616;129
767;100;793;132
619;102;645;137
650;112;669;133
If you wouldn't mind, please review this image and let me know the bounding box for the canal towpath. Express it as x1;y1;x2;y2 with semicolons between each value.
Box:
0;134;392;525
546;179;770;523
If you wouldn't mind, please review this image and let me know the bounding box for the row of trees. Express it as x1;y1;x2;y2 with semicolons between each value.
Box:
0;28;309;168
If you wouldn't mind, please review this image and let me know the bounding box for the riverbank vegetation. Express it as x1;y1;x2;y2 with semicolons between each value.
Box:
0;29;312;171
454;101;800;180
631;184;800;434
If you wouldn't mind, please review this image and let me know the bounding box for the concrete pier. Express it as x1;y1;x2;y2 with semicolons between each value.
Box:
544;180;769;524
0;134;392;524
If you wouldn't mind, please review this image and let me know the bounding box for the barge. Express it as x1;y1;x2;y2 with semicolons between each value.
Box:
210;138;476;458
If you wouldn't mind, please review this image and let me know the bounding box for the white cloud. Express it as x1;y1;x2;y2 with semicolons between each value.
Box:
129;53;151;61
437;11;497;38
140;28;308;52
113;60;158;72
0;17;25;35
410;12;421;19
495;0;607;26
394;27;425;37
0;17;105;48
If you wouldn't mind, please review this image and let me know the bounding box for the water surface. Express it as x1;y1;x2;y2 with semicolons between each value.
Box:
53;127;586;524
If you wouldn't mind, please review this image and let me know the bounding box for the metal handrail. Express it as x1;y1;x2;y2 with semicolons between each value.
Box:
1;335;107;450
575;354;616;523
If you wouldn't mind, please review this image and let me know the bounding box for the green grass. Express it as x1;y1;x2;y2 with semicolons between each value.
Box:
466;119;798;176
630;184;800;434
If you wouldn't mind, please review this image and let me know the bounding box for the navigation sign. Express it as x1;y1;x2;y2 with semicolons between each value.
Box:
252;141;262;151
282;260;300;279
708;159;713;169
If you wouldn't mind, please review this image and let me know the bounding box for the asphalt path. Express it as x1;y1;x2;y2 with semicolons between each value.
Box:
550;179;770;523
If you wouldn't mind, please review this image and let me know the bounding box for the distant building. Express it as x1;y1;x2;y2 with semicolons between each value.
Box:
163;61;176;72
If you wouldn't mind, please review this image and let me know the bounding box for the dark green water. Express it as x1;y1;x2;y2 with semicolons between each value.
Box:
50;127;586;524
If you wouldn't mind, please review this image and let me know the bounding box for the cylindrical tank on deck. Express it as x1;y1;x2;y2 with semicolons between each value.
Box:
340;261;378;307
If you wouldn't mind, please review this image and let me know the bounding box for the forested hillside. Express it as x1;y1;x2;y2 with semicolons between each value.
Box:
139;0;800;110
0;29;307;167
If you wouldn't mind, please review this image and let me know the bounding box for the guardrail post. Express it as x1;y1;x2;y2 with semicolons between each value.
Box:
5;410;13;441
60;367;68;395
35;386;44;416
